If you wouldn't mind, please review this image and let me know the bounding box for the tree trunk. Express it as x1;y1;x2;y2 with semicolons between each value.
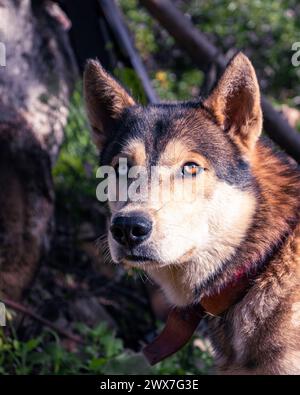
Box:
0;0;77;300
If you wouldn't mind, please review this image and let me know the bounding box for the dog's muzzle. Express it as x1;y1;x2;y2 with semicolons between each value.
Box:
110;212;152;249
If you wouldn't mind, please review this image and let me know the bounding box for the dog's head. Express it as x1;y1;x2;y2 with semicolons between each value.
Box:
84;53;262;306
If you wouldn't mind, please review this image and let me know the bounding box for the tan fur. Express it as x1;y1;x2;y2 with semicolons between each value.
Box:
159;139;209;169
112;139;147;168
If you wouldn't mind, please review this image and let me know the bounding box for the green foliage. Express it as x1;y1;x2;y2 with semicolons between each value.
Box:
152;69;204;101
154;342;213;375
118;0;204;101
184;0;300;100
52;85;98;200
0;324;124;375
0;325;212;375
119;0;159;58
119;0;300;103
114;67;148;104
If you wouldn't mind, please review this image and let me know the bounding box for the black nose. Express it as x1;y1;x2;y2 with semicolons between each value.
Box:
110;214;152;248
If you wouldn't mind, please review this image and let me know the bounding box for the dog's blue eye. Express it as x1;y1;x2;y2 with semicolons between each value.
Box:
182;162;203;177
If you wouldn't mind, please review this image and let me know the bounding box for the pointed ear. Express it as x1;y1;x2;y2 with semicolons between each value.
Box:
84;60;136;150
204;53;262;152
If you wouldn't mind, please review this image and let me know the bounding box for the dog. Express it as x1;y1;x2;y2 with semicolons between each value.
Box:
83;53;300;374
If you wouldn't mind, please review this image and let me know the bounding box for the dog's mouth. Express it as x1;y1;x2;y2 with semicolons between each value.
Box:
124;254;157;263
122;247;196;267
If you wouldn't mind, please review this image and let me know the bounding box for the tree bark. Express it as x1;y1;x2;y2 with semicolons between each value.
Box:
140;0;300;163
0;0;77;300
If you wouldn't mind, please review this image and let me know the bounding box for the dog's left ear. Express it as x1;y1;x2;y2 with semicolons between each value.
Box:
84;60;136;150
204;53;262;152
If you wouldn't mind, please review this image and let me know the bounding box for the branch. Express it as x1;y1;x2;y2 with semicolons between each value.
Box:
99;0;159;104
140;0;300;163
1;298;84;344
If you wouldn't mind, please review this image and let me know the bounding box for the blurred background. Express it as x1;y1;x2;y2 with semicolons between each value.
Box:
0;0;299;375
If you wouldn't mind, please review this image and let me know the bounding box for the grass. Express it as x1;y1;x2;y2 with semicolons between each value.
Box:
0;324;213;375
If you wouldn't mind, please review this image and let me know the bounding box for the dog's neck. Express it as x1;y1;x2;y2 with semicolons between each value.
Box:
206;141;300;296
143;262;259;365
147;141;300;308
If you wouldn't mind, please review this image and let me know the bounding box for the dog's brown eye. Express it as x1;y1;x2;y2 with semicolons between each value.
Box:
182;162;203;177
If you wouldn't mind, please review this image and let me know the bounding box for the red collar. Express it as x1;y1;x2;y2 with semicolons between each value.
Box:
143;267;252;365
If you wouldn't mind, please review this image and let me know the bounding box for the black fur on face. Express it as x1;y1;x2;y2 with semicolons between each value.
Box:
100;101;253;191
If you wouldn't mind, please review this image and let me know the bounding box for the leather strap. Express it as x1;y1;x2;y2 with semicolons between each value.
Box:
201;274;250;315
143;271;252;365
143;304;205;365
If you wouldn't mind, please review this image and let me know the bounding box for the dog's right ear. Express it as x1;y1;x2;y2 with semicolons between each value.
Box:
84;60;136;150
204;53;262;153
